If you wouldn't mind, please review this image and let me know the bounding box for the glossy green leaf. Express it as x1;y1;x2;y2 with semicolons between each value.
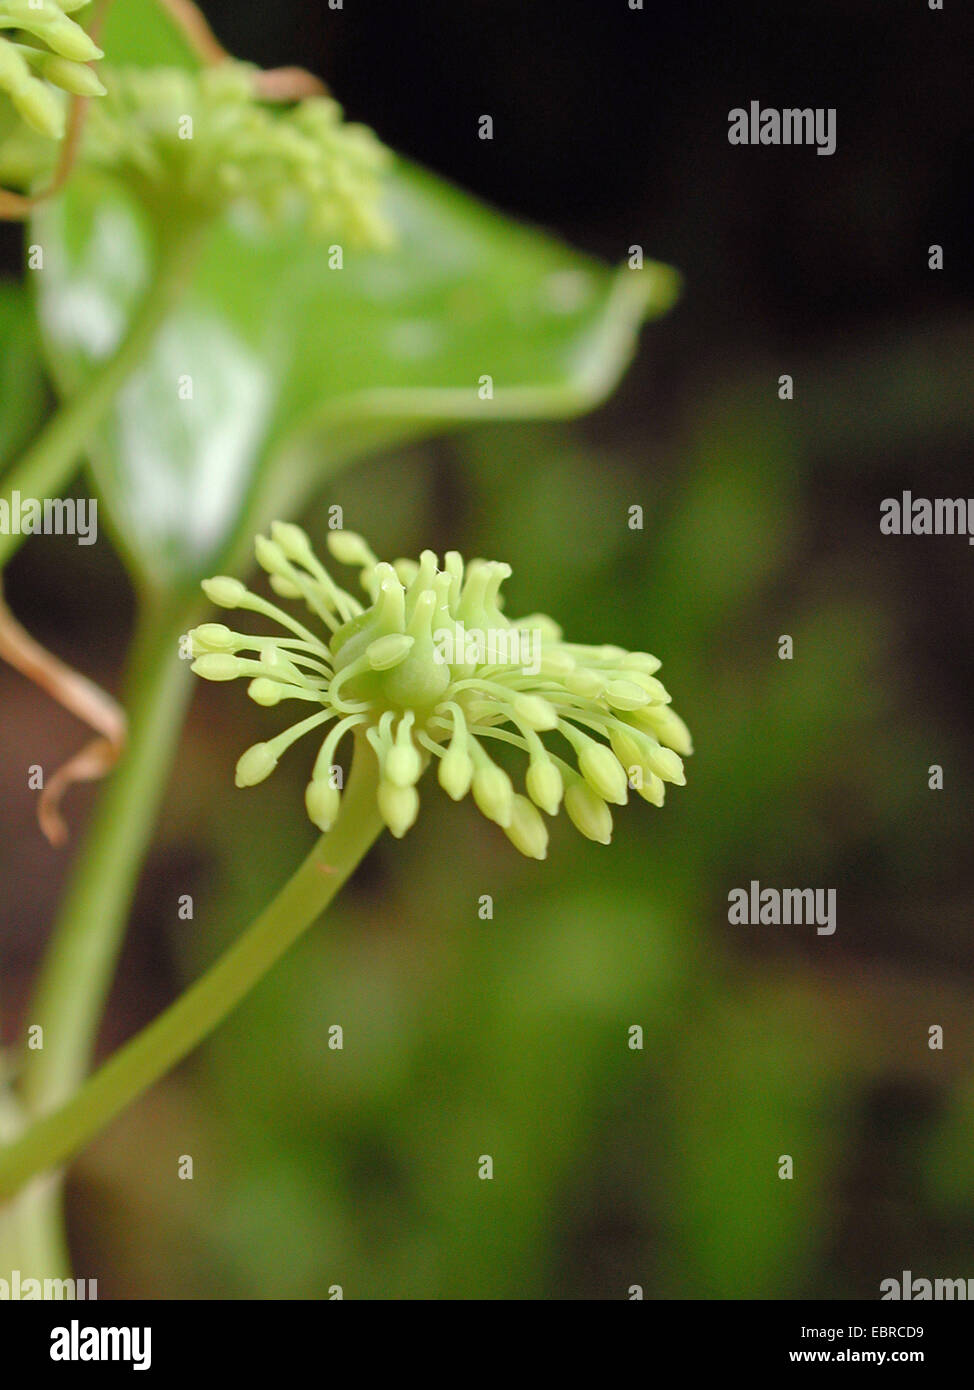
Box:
0;281;47;471
95;0;202;71
33;155;678;589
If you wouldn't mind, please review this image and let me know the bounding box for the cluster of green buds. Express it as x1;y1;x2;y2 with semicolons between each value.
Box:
188;526;691;860
83;59;392;242
0;0;104;140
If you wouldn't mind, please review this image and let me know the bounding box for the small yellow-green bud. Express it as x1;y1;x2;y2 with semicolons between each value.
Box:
327;530;377;568
192;623;236;653
235;742;278;787
628;674;671;704
636;771;666;807
202;576;248;609
269;574;303;600
306;779;341;831
37;20;102;66
255;535;290;579
504;795;549;860
472;762;514;827
578;743;629;805
565;669;605;699
40;55;106;98
564;783;613;844
632;705;694;756
604;679;651;711
385;740;423;789
525;758;563;816
620;651;662;675
192;653;241;681
640;741;686;786
511;694;559;731
439;746;474;800
270;520;316;565
248;677;284;707
7;71;64;139
378;781;419;838
607;726;644;770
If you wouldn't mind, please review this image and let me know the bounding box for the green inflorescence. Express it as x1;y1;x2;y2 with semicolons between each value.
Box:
189;525;692;859
83;60;393;242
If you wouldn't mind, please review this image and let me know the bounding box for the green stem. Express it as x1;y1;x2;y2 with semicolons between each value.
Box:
0;1080;67;1278
20;597;197;1116
0;221;203;571
0;744;383;1200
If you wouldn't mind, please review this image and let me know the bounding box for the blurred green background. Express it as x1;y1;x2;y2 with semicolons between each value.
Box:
2;0;974;1298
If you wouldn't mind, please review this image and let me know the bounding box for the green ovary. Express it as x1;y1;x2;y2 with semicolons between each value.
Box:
376;653;452;716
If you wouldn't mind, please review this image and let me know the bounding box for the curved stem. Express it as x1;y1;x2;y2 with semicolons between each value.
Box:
0;743;383;1200
0;221;203;571
20;596;198;1116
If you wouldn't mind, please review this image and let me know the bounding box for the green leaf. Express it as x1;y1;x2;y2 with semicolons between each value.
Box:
95;0;202;70
33;158;678;589
0;281;47;471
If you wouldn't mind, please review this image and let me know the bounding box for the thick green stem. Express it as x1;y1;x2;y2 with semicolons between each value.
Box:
0;221;203;571
0;745;383;1200
20;598;197;1117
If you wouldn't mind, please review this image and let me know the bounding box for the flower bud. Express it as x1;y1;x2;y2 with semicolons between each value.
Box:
564;783;613;844
511;694;559;731
192;653;241;681
578;743;629;805
269;574;303;599
270;521;316;565
39;15;103;64
619;651;662;675
565;669;605;699
604;679;651;711
305;779;341;831
235;742;278;787
525;757;563;815
40;55;106;98
10;75;64;139
248;677;284;707
202;576;247;609
385;740;423;789
632;705;694;756
503;796;549;860
472;762;514;827
192;623;236;653
439;746;474;801
640;741;686;785
607;726;644;770
378;781;419;838
327;530;377;568
255;535;291;580
636;771;666;807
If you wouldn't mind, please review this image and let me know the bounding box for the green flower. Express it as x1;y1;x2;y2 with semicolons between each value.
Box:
0;0;104;140
83;60;392;242
188;526;692;859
